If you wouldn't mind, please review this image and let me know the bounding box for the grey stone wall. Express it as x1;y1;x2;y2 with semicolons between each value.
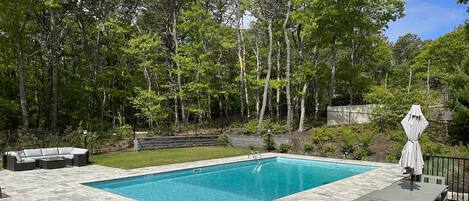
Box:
229;135;290;149
134;136;219;150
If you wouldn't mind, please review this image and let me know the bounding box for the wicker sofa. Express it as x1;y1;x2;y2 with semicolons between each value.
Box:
2;147;89;171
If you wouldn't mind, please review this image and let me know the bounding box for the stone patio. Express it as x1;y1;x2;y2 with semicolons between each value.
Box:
0;153;404;201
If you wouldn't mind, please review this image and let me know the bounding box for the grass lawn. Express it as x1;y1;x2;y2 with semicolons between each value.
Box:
90;146;252;169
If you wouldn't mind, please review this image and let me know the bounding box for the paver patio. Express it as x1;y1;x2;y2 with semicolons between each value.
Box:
0;153;404;201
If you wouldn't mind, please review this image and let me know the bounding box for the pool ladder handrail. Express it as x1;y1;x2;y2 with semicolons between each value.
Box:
248;151;262;172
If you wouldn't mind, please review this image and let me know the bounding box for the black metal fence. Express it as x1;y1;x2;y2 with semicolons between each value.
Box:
424;155;469;201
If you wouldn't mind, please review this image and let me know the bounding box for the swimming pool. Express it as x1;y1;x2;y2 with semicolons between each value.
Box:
85;157;376;201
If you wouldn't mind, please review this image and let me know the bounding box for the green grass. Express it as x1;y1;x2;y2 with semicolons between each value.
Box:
90;146;252;169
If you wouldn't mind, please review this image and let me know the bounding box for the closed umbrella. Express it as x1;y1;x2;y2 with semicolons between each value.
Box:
399;104;428;178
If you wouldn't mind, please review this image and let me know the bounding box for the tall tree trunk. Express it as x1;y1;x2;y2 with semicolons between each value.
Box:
254;42;261;117
257;19;273;134
328;38;337;106
283;0;292;133
50;8;59;131
408;64;412;93
16;30;29;130
276;41;281;121
242;31;250;119
427;59;431;95
298;83;307;132
235;0;245;120
172;11;186;124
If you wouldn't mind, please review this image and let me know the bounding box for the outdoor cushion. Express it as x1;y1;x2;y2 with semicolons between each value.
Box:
71;148;88;155
23;149;43;157
42;148;59;156
58;147;74;155
17;158;35;163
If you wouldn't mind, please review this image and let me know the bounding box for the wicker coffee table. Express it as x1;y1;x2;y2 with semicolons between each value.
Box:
38;157;66;169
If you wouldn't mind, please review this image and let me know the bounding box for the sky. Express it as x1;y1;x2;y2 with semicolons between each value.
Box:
384;0;468;42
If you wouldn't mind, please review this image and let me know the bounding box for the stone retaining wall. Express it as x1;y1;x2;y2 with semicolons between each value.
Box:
229;135;290;149
134;136;219;150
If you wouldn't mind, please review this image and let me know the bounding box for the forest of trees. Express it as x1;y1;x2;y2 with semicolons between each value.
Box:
0;0;468;143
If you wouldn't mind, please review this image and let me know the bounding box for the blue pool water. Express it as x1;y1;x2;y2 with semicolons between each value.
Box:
85;157;376;201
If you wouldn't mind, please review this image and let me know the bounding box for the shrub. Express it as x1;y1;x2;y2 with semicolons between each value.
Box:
338;126;355;153
357;129;375;149
263;131;276;151
243;119;287;135
311;127;334;144
303;144;314;154
354;148;367;160
114;124;133;138
321;144;336;157
279;143;292;153
218;133;231;147
243;120;258;135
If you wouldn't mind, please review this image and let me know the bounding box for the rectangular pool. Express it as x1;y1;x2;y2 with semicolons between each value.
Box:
85;157;376;201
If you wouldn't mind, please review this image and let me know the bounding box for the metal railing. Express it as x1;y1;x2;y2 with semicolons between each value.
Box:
423;155;469;201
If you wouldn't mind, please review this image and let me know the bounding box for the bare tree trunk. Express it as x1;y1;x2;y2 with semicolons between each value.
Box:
427;59;431;95
144;67;151;91
16;30;29;129
257;19;273;134
408;64;412;93
298;83;307;132
242;31;250;119
283;0;292;133
254;42;261;117
172;11;186;124
50;8;59;131
276;41;281;120
328;39;337;106
235;0;245;120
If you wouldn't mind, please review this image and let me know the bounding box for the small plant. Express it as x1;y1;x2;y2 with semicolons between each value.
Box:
279;143;292;153
218;133;231;147
354;148;368;160
338;126;355;153
243;120;258;135
321;143;336;157
303;144;314;154
263;130;276;151
115;124;133;138
311;127;334;144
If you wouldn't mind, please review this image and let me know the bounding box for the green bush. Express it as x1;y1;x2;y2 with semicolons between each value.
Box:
354;148;368;160
263;131;276;151
303;144;314;154
338;126;355;153
279;143;292;153
218;133;231;147
243;120;258;135
243;119;287;135
114;124;133;138
358;129;375;149
321;144;336;157
311;127;334;144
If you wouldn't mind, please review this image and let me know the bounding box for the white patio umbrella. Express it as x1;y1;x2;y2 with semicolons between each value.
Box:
399;104;429;176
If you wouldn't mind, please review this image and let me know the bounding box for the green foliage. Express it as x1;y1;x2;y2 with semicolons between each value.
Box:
114;124;133;139
243;119;287;135
303;144;314;154
279;143;292;153
311;127;334;144
364;86;430;127
263;131;276;151
130;88;168;127
338;126;354;153
354;148;368;160
218;133;231;147
321;144;336;157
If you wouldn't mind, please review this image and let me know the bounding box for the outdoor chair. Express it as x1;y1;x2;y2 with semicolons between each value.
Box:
420;175;448;201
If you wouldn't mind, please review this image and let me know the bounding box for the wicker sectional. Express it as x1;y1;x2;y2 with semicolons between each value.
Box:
2;147;89;171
